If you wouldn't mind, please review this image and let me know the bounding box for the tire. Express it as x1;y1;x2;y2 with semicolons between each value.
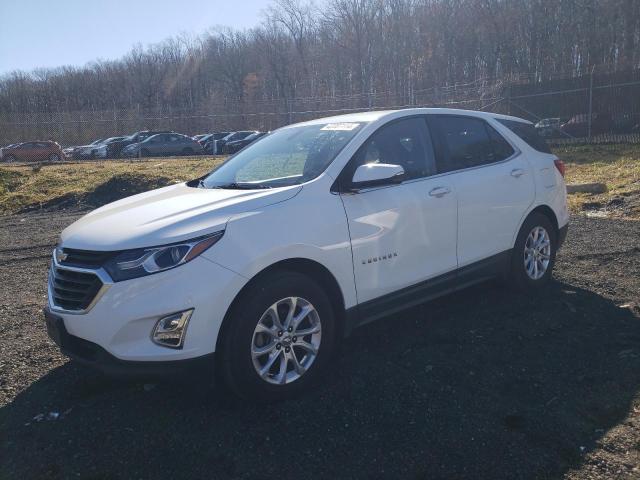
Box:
219;271;337;401
509;212;558;291
48;153;60;162
140;149;150;158
4;155;16;163
182;148;194;156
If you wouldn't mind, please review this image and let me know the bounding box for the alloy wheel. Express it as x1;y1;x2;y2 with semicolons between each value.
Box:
524;226;551;280
251;296;322;385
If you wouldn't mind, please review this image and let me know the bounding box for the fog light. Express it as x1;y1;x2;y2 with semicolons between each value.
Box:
151;309;193;349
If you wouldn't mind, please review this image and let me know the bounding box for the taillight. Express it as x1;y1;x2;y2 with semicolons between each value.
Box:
554;159;566;177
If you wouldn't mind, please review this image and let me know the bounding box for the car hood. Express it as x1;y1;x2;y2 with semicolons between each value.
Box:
61;182;302;250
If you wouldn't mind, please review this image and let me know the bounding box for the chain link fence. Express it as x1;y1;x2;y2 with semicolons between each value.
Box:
1;67;639;157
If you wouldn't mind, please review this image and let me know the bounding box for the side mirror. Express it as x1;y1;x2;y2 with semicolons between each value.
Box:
351;163;405;189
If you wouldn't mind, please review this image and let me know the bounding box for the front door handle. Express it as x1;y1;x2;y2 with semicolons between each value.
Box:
511;168;526;178
429;186;451;198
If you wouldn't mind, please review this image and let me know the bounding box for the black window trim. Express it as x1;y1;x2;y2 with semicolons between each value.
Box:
332;114;439;194
332;113;522;194
426;114;521;176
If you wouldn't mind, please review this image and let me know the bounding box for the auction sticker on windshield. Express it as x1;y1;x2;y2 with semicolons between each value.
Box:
321;123;360;131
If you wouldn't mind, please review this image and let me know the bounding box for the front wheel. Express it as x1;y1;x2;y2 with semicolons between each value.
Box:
219;271;337;400
509;212;557;291
49;153;61;162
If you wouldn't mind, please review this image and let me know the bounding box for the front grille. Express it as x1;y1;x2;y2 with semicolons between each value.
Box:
50;264;103;311
60;248;114;268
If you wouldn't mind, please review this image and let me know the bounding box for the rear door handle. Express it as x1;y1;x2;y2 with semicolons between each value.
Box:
511;168;525;178
429;186;451;198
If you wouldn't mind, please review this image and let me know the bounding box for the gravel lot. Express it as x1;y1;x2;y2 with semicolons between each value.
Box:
1;211;639;479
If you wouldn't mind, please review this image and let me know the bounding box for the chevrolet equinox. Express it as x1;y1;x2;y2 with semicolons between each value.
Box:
45;108;569;399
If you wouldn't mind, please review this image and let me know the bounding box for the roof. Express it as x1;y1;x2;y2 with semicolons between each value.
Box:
287;107;531;128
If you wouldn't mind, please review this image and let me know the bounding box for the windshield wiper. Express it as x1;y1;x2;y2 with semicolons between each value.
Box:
211;182;272;190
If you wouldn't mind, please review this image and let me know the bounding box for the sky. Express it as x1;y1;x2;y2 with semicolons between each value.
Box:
0;0;273;75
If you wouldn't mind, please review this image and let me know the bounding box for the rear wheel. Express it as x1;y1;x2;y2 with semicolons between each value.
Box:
4;155;16;163
49;153;60;162
219;271;337;400
509;212;557;291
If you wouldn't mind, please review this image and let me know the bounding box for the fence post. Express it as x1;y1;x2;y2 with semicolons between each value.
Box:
113;101;117;137
588;65;595;140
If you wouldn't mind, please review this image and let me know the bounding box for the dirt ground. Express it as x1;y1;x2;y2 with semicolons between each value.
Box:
0;210;639;480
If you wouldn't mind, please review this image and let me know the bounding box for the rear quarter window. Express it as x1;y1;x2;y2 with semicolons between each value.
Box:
497;119;552;154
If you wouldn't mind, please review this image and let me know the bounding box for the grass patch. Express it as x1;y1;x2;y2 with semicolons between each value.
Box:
556;144;640;218
0;156;224;214
0;146;638;218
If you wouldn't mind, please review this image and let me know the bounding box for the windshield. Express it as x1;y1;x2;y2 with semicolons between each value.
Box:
199;122;364;189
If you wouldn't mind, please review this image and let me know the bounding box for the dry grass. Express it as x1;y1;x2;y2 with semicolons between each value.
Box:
556;144;640;218
0;156;224;214
0;146;639;218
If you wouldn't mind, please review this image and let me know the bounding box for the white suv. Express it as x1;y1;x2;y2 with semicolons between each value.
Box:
45;108;569;399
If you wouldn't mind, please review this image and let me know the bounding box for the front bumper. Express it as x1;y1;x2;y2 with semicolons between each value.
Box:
45;307;214;378
46;254;247;364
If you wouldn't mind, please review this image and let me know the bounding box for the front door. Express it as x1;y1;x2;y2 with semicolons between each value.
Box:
339;117;458;306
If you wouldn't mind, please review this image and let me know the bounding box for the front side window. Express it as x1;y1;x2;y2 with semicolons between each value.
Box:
199;122;364;189
429;116;514;172
341;117;436;186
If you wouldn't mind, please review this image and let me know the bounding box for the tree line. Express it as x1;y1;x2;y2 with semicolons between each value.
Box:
1;0;639;119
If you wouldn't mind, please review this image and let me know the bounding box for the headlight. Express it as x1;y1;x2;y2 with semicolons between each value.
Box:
104;231;224;281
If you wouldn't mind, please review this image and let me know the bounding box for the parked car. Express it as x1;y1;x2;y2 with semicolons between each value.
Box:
65;138;105;159
120;132;204;158
560;113;612;137
202;132;232;154
209;131;258;154
63;139;102;158
109;130;175;158
1;141;64;162
44;108;568;400
222;132;267;154
89;136;129;159
534;118;562;138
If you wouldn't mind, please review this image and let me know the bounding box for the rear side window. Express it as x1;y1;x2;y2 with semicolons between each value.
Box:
498;119;551;154
486;125;515;160
429;116;513;173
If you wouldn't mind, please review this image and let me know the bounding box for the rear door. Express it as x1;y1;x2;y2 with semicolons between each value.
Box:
428;115;535;267
339;117;458;306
